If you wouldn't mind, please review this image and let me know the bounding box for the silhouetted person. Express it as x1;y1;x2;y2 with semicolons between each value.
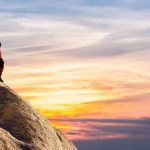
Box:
0;43;4;82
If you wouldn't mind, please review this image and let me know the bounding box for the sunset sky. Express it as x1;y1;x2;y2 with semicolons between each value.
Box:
1;0;150;149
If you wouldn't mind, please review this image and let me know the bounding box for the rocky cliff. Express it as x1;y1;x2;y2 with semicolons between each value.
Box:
0;82;77;150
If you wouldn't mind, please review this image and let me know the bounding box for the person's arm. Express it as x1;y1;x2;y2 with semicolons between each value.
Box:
0;43;2;59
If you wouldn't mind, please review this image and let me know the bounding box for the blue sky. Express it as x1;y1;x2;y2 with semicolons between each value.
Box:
1;0;150;51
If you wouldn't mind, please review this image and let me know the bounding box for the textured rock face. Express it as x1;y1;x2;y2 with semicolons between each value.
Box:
0;83;77;150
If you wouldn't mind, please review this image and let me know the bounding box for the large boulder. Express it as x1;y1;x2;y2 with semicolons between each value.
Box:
0;82;77;150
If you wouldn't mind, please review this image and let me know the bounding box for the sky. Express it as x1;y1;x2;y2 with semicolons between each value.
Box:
1;0;150;149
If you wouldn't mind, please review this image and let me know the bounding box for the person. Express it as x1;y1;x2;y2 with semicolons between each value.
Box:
0;42;4;82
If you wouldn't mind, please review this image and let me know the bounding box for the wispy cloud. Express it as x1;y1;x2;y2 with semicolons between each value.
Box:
51;118;150;140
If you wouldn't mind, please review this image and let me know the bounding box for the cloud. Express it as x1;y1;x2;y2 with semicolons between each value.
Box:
51;118;150;143
1;0;150;54
70;92;150;118
37;92;150;119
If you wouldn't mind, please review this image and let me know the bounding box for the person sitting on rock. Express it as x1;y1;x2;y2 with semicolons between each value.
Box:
0;42;4;82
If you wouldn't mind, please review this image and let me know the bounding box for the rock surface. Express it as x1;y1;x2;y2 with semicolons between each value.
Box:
0;83;77;150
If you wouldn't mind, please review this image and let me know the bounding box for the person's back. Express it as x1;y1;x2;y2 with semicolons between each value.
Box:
0;43;4;82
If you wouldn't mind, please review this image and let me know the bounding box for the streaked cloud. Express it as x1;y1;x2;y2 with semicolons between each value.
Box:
51;118;150;140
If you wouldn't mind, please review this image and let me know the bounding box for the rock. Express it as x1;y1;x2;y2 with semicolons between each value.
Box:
0;82;77;150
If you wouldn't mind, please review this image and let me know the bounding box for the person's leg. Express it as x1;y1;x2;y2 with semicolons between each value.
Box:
0;68;3;82
0;58;4;82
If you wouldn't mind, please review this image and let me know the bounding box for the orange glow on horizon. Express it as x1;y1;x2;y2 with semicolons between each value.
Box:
3;46;150;141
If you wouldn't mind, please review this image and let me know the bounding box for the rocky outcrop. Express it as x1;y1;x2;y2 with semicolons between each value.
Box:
0;82;77;150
